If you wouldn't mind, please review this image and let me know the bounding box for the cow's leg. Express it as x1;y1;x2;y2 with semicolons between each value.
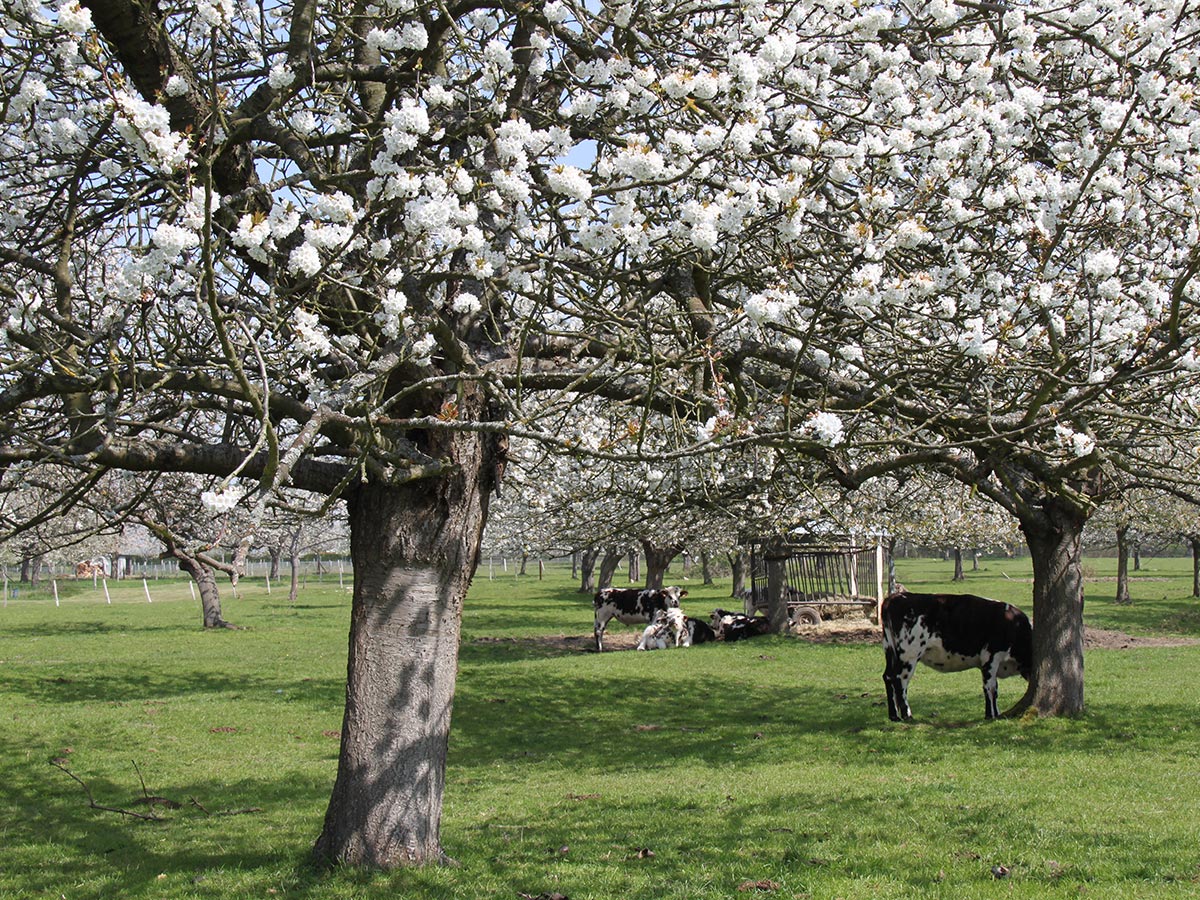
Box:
883;642;912;721
594;611;610;652
981;656;1000;719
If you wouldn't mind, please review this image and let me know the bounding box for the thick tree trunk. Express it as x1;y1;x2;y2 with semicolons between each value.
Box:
597;547;622;589
578;547;599;593
1114;525;1132;605
1010;504;1087;717
641;539;681;590
627;549;640;583
700;550;714;585
19;555;30;584
951;547;965;581
765;554;789;634
729;551;746;598
269;547;281;579
313;434;493;869
177;555;232;629
1132;541;1141;571
1191;537;1200;599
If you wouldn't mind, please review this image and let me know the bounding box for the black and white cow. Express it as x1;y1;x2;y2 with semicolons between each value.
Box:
636;611;672;651
710;608;772;642
593;585;687;652
881;590;1033;721
682;615;718;646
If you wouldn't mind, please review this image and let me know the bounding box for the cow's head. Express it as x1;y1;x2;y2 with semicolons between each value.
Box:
661;585;687;606
1009;604;1034;679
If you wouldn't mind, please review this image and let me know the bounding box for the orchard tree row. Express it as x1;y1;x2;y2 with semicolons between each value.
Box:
4;0;1200;869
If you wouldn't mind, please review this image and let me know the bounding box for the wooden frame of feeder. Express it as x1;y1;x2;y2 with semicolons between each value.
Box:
744;536;889;628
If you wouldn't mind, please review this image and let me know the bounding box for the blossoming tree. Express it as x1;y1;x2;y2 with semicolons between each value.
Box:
4;0;1200;870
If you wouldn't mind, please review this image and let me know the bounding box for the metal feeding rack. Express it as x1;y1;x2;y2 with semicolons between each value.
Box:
743;536;889;625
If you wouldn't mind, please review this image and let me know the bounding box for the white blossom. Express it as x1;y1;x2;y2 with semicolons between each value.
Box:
288;242;322;277
802;411;845;447
545;164;593;201
292;308;333;356
56;0;92;33
200;485;244;514
268;64;296;90
152;222;200;259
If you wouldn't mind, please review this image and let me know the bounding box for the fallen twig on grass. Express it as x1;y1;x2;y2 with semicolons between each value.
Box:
50;760;164;821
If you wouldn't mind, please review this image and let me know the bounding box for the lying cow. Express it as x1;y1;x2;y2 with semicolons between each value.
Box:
710;608;772;642
881;590;1032;721
634;609;718;651
594;585;686;652
680;614;718;647
636;611;672;651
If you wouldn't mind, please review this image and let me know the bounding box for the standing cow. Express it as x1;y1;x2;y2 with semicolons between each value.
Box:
882;590;1032;721
593;585;686;652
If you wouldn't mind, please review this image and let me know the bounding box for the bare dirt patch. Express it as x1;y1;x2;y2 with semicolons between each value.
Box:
472;620;1200;653
1082;627;1199;649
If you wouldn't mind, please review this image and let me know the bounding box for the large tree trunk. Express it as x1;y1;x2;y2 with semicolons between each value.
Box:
578;547;599;593
1011;503;1087;717
597;546;623;589
951;547;965;581
640;538;681;590
729;551;746;598
700;550;714;585
313;436;493;868
1114;524;1132;605
177;555;233;629
269;547;282;580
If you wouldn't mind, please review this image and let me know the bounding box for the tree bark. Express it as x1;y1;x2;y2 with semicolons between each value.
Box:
729;551;746;598
765;554;789;634
597;547;623;589
640;538;681;590
1009;503;1087;717
289;553;300;602
313;433;493;869
578;547;598;593
951;547;965;581
1114;524;1132;605
700;550;714;585
1191;536;1200;599
269;547;282;580
177;554;232;629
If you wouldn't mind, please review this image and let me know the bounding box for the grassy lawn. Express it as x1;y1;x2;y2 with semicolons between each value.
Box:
2;557;1199;898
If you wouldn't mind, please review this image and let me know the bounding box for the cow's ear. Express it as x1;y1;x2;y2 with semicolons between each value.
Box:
680;589;688;596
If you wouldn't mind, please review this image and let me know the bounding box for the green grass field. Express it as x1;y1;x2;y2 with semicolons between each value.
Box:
3;556;1200;899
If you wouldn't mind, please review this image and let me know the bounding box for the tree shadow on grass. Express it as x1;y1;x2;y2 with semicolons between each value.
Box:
0;753;335;899
5;665;347;706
